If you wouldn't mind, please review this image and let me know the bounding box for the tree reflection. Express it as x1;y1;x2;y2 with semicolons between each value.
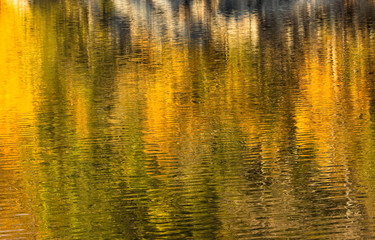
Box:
2;0;375;238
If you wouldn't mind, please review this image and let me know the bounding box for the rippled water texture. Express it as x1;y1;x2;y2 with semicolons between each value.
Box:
2;0;375;238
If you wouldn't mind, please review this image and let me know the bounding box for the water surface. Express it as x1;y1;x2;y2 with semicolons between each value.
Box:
2;0;375;238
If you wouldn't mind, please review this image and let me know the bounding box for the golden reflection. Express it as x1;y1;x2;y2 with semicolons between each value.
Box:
0;0;40;238
2;0;375;238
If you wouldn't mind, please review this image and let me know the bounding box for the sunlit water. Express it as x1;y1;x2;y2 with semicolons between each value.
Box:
2;0;375;238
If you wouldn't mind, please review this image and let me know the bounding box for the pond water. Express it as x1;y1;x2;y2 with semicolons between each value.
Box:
2;0;375;238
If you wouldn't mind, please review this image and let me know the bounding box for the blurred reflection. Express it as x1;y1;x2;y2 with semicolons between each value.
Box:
2;0;375;238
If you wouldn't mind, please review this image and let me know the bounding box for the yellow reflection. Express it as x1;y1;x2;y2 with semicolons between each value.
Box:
0;0;40;238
